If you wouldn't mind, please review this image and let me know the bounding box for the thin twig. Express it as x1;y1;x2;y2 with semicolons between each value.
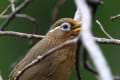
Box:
82;47;120;80
0;74;3;80
0;4;11;16
83;48;98;74
96;20;113;39
95;37;120;45
0;14;36;23
10;0;16;12
75;38;82;80
14;38;78;80
114;76;120;80
74;8;82;22
87;0;103;16
74;0;113;80
0;31;120;45
111;14;120;21
0;31;44;39
0;0;33;30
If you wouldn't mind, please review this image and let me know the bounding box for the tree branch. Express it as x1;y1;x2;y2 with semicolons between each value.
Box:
0;31;44;39
111;14;120;21
0;31;120;45
0;74;3;80
0;0;33;30
83;48;98;75
75;39;82;80
74;0;113;80
95;37;120;45
96;20;113;39
0;14;37;24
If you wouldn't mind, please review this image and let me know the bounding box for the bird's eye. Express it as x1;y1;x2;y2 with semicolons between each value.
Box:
60;23;71;31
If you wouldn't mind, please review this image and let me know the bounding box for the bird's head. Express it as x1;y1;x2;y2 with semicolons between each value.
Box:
46;18;81;41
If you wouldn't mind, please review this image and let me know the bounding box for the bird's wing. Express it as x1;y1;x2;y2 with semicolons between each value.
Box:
9;39;65;80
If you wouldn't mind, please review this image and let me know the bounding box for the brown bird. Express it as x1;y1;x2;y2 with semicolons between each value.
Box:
9;18;81;80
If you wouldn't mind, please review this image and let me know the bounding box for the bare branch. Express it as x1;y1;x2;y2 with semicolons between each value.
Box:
110;14;120;21
0;4;11;16
0;0;33;30
0;14;37;23
0;31;120;45
10;0;15;12
86;0;103;16
95;37;120;45
15;14;36;23
9;0;19;12
74;0;113;80
0;74;3;80
83;48;98;74
75;39;82;80
74;8;82;21
0;31;44;39
96;20;113;39
14;38;78;80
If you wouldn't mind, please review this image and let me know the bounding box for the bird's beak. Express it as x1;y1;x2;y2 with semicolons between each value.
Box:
72;22;81;32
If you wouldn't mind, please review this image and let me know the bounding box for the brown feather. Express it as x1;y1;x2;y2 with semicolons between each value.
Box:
9;18;80;80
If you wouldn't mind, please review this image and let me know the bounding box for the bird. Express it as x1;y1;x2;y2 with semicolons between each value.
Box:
9;18;81;80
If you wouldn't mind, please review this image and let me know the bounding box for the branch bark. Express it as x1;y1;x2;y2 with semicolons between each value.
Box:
74;0;113;80
0;31;44;39
0;74;3;80
0;0;33;30
1;31;120;45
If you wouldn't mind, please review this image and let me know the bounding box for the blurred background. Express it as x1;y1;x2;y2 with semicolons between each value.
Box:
0;0;120;80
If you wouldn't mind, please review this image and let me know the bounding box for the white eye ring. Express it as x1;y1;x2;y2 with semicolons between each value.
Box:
59;23;71;31
49;23;71;33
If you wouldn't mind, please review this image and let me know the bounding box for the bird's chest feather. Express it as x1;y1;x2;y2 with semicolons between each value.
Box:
46;44;76;80
16;43;76;80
